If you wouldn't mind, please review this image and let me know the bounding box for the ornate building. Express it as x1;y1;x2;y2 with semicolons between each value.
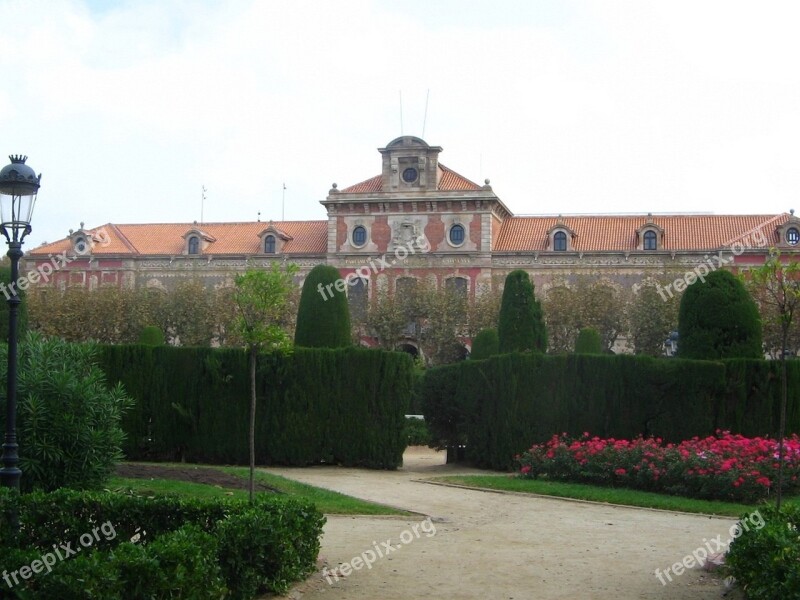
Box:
24;136;799;329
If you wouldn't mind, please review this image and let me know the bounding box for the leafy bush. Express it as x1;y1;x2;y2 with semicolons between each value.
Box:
726;504;800;599
404;418;431;446
295;264;351;348
0;488;324;599
470;328;499;360
678;269;762;359
217;499;324;597
0;334;132;492
574;328;602;354
137;325;165;346
498;270;546;353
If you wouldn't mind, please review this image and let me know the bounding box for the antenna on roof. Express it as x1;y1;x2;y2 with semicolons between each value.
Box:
399;90;404;135
282;183;286;221
201;185;207;224
422;89;430;139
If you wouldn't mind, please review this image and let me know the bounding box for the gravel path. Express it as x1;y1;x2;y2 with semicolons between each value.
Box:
266;447;744;600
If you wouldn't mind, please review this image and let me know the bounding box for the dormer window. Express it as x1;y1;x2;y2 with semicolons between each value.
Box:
553;231;567;252
74;236;89;255
635;215;664;251
547;217;576;252
788;227;799;246
258;223;293;255
188;236;200;255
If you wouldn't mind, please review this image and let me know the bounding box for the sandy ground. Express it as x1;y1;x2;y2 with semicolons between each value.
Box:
266;447;745;600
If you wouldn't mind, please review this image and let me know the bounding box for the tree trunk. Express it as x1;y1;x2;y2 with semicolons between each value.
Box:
249;344;257;504
777;329;788;510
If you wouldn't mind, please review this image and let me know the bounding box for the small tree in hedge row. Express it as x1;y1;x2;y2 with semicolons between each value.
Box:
471;328;499;360
498;270;547;353
233;264;297;502
678;269;762;359
295;265;351;348
574;327;602;354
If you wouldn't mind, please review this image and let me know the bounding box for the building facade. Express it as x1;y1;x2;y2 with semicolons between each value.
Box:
24;136;800;340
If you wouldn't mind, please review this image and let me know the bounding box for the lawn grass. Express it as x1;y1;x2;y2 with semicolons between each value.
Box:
430;474;797;517
111;463;410;516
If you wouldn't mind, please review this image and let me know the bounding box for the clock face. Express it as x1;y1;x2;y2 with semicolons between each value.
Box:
402;167;418;183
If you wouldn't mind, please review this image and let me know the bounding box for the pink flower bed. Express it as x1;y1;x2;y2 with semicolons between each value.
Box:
516;431;800;503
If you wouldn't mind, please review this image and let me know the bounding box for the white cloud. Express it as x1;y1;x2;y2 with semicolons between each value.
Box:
0;0;798;248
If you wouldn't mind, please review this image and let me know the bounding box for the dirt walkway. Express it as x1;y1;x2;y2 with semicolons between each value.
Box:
266;447;744;600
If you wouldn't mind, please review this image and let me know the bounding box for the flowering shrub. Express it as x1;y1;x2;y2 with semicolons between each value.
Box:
516;431;800;503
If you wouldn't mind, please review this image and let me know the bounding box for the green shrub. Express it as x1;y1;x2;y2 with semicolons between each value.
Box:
0;334;133;492
295;264;351;348
574;328;602;354
0;488;325;599
217;499;324;597
404;418;431;446
137;325;165;346
678;269;762;359
726;505;800;599
498;270;546;353
470;328;499;360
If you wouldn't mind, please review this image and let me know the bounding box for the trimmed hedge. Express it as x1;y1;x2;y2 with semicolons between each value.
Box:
0;488;324;599
100;345;412;469
422;353;800;470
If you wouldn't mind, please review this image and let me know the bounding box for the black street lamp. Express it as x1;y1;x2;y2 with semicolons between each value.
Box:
0;155;40;496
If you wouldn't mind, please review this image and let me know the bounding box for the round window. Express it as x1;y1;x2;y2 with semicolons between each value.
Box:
402;167;418;183
75;237;89;254
788;227;799;246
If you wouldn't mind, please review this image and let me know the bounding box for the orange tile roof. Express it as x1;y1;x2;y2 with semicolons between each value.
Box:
341;164;481;193
495;214;790;252
28;220;328;257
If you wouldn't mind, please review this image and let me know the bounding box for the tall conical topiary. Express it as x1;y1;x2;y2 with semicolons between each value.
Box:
678;269;762;359
471;328;499;360
574;327;602;354
498;270;547;353
295;264;352;348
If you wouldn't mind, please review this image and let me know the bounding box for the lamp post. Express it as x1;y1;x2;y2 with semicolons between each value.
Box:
0;155;40;497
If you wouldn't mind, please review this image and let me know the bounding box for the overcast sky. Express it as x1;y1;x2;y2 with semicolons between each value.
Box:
2;0;799;248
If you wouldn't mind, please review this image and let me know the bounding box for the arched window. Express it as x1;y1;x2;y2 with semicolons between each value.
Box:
348;277;368;321
788;227;799;246
449;223;465;246
352;225;367;247
643;230;657;250
188;236;200;255
553;231;567;252
264;235;276;254
445;276;468;300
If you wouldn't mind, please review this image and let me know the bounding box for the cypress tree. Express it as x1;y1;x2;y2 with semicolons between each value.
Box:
471;328;499;360
575;327;602;354
295;264;351;348
497;270;547;353
678;269;762;359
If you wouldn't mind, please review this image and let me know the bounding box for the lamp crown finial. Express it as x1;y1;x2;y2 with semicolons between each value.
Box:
9;155;28;164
